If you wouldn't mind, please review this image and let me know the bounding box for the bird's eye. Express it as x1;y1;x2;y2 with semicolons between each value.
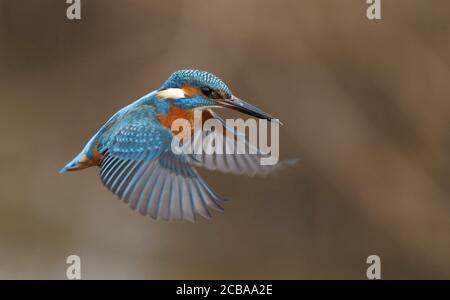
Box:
201;87;222;99
201;87;213;96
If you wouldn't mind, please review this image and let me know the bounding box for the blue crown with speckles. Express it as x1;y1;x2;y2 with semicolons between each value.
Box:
160;70;232;97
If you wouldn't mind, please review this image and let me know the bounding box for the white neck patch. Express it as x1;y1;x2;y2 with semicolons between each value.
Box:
157;88;186;100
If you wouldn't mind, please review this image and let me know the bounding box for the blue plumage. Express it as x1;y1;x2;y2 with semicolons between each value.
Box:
173;96;216;109
160;69;232;98
61;70;291;222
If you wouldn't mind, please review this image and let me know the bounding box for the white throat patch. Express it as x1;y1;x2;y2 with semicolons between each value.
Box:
157;88;186;100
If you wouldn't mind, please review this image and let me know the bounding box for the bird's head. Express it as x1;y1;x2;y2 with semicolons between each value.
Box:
157;69;277;122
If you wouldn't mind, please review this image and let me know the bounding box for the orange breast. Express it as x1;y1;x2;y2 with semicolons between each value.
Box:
158;106;195;133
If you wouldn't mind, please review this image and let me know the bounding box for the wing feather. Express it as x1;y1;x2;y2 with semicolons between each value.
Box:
191;109;297;175
97;106;225;221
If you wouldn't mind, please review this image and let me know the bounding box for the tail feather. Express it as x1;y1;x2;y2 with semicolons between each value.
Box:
59;156;82;173
60;152;94;173
60;133;102;174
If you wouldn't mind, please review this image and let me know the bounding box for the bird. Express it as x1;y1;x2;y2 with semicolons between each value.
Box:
60;69;294;222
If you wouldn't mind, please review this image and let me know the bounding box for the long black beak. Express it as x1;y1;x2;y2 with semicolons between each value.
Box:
218;95;281;124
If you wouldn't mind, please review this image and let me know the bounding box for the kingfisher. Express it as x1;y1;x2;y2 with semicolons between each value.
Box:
61;70;293;222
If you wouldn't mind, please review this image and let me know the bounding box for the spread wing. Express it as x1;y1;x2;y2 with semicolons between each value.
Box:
97;106;225;222
190;110;297;176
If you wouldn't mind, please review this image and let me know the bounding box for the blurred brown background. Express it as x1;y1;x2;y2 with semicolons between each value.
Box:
0;0;449;279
